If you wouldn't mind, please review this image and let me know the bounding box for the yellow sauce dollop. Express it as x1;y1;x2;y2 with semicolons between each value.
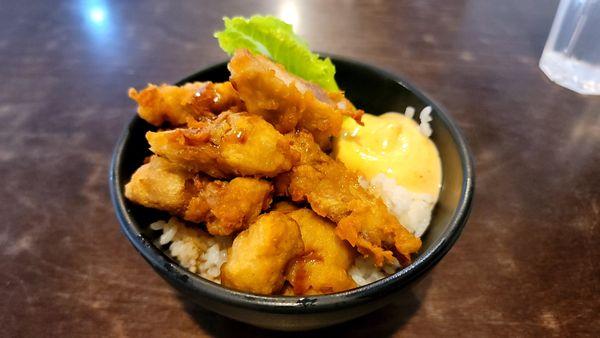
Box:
333;113;442;198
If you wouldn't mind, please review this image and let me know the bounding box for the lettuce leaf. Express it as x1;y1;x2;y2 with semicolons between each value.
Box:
214;15;339;91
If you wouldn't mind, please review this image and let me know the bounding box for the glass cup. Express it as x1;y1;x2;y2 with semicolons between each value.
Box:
539;0;600;95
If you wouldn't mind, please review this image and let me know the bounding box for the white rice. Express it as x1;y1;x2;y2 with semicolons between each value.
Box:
404;106;416;119
419;106;433;137
404;105;432;137
150;217;231;283
348;256;401;286
359;175;436;238
149;105;437;288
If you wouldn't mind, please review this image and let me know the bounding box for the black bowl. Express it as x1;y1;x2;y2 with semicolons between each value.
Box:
110;56;474;331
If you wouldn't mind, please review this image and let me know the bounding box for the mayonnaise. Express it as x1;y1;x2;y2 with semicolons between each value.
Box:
333;112;442;198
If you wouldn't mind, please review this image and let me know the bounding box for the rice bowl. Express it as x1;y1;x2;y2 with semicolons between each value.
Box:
110;54;474;330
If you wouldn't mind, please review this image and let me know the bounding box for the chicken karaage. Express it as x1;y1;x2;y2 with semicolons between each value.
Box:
146;112;297;178
125;156;272;236
124;40;432;296
275;131;421;266
229;49;363;148
220;211;304;295
129;81;243;127
278;206;356;295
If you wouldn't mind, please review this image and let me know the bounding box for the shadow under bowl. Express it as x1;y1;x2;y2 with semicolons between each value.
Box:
109;56;475;331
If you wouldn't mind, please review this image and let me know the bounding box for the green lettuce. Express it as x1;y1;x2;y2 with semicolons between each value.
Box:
214;15;339;91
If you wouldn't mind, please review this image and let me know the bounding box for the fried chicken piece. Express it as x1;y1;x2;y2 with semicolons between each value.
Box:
185;177;273;236
128;81;243;127
124;156;272;235
228;49;363;148
146;112;297;178
220;211;304;295
275;131;421;266
124;156;194;214
189;177;273;236
280;207;356;295
272;200;301;213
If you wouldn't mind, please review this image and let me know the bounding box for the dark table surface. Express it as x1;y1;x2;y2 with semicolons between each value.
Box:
1;0;598;337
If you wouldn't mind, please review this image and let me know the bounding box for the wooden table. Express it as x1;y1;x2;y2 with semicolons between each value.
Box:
1;0;598;336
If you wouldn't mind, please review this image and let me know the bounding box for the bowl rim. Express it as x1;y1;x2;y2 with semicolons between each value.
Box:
109;55;475;314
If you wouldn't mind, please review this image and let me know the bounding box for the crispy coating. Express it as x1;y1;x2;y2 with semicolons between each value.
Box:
185;177;273;236
220;211;304;295
124;156;272;235
228;49;363;148
146;112;297;178
275;131;421;266
124;156;192;214
281;208;356;295
272;200;301;213
128;82;243;127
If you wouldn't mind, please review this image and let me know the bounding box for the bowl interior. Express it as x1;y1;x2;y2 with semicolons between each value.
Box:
112;57;473;310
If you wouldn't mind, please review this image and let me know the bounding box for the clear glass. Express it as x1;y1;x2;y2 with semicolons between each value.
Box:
539;0;600;95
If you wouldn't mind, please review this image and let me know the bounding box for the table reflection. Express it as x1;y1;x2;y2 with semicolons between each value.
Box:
81;0;113;42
